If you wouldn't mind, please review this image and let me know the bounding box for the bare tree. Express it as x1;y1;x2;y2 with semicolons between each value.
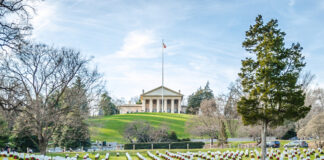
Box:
0;0;35;52
295;87;324;132
298;112;324;148
0;43;100;154
123;120;152;143
219;79;243;137
149;123;170;142
123;120;171;143
186;99;226;145
238;124;261;141
299;71;316;93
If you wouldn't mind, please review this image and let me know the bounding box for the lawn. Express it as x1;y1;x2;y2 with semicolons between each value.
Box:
87;113;193;143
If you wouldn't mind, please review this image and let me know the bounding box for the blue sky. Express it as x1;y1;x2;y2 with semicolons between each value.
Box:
31;0;324;100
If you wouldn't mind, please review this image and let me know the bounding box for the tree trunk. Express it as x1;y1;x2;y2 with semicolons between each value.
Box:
261;121;267;160
211;138;213;145
39;138;48;155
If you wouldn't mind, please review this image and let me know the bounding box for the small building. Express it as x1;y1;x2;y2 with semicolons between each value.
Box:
118;86;183;114
118;103;142;114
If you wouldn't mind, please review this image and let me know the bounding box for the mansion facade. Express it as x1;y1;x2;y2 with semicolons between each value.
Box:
118;86;183;114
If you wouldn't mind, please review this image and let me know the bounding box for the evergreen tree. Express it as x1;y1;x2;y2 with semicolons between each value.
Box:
237;15;311;160
99;92;118;116
72;77;89;115
0;115;9;148
52;77;92;149
57;111;91;149
187;81;214;114
168;131;178;142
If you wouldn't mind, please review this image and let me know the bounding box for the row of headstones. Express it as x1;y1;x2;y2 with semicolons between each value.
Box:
156;151;173;160
165;150;259;160
0;152;72;160
147;151;161;160
136;152;147;160
0;152;111;160
191;149;324;160
143;149;324;160
83;153;109;160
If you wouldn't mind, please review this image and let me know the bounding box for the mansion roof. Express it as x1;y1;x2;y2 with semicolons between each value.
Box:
141;86;183;97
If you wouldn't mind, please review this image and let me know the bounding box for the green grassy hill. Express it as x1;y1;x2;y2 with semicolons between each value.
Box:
88;113;193;143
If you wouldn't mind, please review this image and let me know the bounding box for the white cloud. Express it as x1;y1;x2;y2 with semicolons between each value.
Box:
113;30;161;59
31;1;59;37
288;0;295;6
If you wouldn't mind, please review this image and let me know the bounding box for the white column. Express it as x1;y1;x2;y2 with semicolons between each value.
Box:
178;98;181;114
171;99;175;113
164;99;167;112
142;98;146;112
149;98;153;112
157;99;160;112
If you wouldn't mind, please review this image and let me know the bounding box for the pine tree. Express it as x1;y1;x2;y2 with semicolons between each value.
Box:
237;15;311;160
187;81;214;114
99;92;118;116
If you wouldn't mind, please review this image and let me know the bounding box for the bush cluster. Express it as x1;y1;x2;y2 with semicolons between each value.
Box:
124;142;205;150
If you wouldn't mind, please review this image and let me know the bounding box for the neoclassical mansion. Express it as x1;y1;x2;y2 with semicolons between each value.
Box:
118;86;184;114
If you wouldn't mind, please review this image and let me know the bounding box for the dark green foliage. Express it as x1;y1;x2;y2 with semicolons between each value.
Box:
0;115;9;137
0;136;9;148
0;115;10;148
238;15;311;160
281;128;297;140
99;92;118;116
57;119;91;149
237;15;311;127
10;135;39;152
179;138;191;142
52;78;92;149
168;131;178;142
72;77;89;115
124;142;205;150
187;82;214;114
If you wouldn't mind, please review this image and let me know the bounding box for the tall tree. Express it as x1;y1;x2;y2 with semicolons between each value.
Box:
69;77;90;116
0;0;34;52
0;43;101;154
52;78;94;150
220;79;243;137
99;92;118;116
56;110;91;150
187;81;214;114
237;15;310;160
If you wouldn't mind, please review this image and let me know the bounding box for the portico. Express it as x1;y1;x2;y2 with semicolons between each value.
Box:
141;86;183;113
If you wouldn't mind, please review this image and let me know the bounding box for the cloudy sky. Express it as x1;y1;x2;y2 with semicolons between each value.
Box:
30;0;324;100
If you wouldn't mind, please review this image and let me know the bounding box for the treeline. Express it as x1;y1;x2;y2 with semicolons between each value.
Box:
184;75;323;145
0;0;117;155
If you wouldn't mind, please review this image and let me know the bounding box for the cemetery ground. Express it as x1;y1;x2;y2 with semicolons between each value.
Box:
1;145;323;160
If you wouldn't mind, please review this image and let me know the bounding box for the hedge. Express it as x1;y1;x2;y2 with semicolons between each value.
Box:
0;136;9;148
124;142;205;150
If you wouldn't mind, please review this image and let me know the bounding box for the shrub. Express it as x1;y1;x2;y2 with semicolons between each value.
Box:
124;142;204;150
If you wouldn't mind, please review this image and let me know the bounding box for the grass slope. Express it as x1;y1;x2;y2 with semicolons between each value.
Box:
88;113;193;143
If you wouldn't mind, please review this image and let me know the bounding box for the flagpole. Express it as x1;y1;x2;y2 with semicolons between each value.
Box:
161;39;164;112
